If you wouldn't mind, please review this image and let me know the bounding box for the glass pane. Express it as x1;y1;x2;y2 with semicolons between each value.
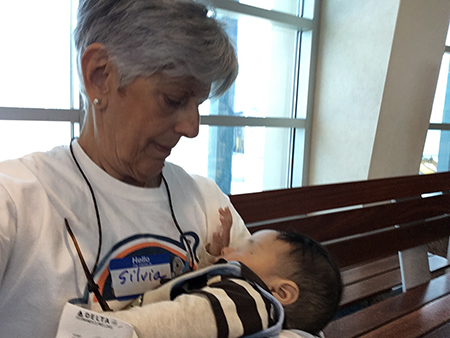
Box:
0;121;72;161
430;53;450;123
206;12;297;118
168;125;292;194
0;1;72;109
421;129;450;174
238;0;301;16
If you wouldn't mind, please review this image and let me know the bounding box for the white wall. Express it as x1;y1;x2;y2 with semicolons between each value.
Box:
368;0;450;179
309;0;450;184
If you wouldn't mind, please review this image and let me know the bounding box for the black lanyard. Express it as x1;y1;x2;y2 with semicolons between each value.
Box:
65;218;112;311
66;138;194;311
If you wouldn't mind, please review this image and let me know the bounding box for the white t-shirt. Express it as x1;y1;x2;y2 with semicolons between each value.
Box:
0;141;250;338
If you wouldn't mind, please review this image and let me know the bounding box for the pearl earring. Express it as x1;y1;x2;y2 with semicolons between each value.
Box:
93;98;99;105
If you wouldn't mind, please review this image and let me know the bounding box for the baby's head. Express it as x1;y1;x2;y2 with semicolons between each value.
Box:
221;230;342;335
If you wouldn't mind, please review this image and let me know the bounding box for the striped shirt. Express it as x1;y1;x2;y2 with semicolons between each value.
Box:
170;261;280;338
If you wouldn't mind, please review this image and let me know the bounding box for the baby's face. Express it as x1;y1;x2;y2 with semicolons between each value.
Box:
220;230;291;284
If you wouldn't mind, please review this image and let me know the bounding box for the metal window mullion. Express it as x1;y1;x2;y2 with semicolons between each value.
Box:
200;115;305;128
210;0;313;31
288;30;303;188
301;0;321;186
0;107;80;123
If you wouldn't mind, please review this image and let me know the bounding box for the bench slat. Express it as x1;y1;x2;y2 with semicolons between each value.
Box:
340;254;449;306
325;215;450;268
342;254;448;287
341;269;401;306
422;321;450;338
229;172;450;224
342;255;400;286
247;193;450;242
361;293;450;337
323;273;450;338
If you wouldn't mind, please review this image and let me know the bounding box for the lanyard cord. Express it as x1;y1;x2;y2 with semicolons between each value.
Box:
67;138;195;311
65;218;112;311
69;139;103;275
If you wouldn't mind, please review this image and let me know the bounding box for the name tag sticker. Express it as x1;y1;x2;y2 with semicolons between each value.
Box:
109;254;171;299
55;302;136;338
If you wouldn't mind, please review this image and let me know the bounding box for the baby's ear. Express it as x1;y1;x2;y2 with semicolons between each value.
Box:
270;279;299;306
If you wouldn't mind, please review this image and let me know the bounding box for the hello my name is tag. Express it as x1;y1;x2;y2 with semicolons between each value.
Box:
109;254;171;300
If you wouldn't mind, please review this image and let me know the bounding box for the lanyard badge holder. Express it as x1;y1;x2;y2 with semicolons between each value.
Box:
55;302;137;338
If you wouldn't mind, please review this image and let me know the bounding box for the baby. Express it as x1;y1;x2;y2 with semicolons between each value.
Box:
110;208;343;338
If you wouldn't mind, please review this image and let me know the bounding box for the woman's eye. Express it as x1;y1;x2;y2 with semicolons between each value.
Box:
165;96;184;107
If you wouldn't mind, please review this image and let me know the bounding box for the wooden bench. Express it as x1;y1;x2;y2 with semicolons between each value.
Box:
229;171;450;337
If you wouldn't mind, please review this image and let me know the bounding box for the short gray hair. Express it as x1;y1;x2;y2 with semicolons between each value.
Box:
74;0;238;111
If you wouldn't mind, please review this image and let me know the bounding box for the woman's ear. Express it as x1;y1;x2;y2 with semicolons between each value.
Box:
81;43;114;108
270;279;299;306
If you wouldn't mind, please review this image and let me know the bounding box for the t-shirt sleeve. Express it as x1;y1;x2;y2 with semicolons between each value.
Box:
0;184;17;284
191;175;251;255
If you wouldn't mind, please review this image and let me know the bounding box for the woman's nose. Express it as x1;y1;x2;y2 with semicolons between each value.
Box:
174;102;200;138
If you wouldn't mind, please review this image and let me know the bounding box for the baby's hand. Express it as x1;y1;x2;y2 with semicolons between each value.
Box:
207;207;232;256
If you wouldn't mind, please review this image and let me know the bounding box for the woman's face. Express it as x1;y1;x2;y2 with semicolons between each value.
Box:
91;72;210;186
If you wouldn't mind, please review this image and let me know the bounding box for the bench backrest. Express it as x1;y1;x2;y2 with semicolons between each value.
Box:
229;172;450;269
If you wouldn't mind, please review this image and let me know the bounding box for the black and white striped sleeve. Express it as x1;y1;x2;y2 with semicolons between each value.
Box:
193;277;274;338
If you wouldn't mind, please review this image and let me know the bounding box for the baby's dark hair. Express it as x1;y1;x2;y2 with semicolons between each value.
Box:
276;231;342;335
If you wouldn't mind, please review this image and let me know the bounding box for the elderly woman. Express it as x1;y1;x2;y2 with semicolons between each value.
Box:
0;0;249;337
0;1;309;337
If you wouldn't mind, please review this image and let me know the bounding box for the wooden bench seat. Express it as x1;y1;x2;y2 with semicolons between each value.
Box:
424;320;450;337
324;272;450;337
229;171;450;336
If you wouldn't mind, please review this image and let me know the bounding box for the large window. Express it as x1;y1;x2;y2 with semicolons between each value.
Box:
422;22;450;174
0;0;80;159
0;0;319;194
